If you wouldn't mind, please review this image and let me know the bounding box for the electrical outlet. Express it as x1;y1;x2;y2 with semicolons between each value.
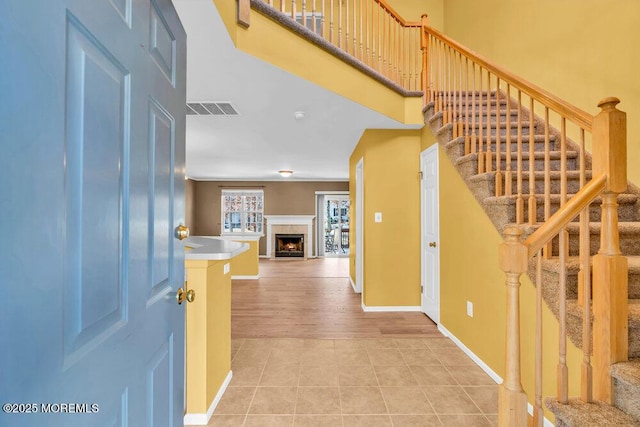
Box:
374;212;383;222
224;263;230;275
466;301;473;317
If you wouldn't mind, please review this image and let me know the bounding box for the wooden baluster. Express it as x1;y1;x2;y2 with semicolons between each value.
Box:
377;4;381;71
345;0;349;53
452;51;458;138
291;0;295;19
365;0;369;65
338;0;342;49
515;91;523;223
359;0;363;60
353;0;357;59
544;108;550;221
269;0;273;7
470;63;477;155
579;136;593;402
477;68;484;174
464;57;470;154
302;0;307;28
485;72;492;173
330;0;334;44
533;249;544;427
312;0;316;33
321;0;325;39
442;46;448;123
280;0;285;13
527;98;536;225
458;52;465;146
592;97;628;404
558;221;569;404
505;84;513;197
498;227;529;427
543;107;551;257
447;47;453;124
495;77;502;196
420;17;428;100
560;118;569;259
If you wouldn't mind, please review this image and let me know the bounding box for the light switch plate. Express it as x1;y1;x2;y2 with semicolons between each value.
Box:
374;212;383;223
467;301;473;317
224;263;230;275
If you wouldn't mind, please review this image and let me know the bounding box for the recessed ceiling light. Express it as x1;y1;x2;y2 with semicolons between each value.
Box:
278;170;293;178
293;111;305;120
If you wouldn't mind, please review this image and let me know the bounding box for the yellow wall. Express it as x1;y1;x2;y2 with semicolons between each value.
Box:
442;0;640;185
185;259;232;414
349;129;421;307
230;240;260;276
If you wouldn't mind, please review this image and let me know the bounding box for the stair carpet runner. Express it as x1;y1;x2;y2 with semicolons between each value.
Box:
424;91;640;426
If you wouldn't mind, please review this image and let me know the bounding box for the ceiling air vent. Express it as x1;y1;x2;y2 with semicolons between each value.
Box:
186;102;239;116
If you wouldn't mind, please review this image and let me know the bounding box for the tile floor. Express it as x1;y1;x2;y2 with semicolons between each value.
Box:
190;337;498;426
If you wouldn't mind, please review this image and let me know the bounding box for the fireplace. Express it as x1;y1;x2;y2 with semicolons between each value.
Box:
275;234;304;258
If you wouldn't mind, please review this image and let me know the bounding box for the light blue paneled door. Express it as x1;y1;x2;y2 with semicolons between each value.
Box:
0;0;186;426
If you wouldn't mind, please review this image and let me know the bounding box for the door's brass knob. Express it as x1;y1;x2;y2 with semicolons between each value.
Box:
429;241;437;248
175;224;190;240
176;287;196;305
176;287;186;304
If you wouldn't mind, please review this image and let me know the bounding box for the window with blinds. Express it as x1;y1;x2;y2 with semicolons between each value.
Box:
221;190;264;234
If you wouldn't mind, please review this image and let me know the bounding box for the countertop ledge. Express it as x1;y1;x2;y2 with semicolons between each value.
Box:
184;236;249;260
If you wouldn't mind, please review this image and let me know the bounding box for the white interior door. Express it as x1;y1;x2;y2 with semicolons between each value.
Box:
421;146;440;323
355;158;364;294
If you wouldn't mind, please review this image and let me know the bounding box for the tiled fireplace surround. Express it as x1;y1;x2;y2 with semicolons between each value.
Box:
265;215;315;259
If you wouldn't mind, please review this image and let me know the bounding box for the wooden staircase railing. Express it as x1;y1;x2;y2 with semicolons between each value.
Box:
421;21;629;427
241;0;424;91
234;3;629;425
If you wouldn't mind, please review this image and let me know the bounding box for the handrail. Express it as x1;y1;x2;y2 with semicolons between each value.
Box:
524;174;607;257
372;0;417;27
423;26;594;131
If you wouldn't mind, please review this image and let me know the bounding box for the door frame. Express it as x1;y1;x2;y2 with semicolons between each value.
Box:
355;158;364;295
315;190;349;257
420;145;440;323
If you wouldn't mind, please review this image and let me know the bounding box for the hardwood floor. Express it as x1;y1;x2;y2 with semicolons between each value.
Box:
231;258;440;339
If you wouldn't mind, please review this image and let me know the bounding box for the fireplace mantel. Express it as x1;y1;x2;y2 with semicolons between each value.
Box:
264;215;315;258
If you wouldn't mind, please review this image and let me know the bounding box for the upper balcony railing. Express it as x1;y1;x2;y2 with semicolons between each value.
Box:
245;0;424;92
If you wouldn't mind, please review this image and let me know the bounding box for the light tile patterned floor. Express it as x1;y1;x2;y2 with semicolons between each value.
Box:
188;337;499;426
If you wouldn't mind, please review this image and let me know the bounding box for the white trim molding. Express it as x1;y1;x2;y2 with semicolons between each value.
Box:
437;324;554;427
349;276;358;293
264;215;315;258
183;370;233;425
361;302;421;312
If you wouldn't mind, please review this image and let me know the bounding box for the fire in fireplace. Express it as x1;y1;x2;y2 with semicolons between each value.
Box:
275;234;304;258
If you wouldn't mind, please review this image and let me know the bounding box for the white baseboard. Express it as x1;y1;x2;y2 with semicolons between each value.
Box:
437;324;503;384
259;255;269;259
437;325;554;427
349;277;360;293
183;370;233;425
361;302;421;312
232;275;260;280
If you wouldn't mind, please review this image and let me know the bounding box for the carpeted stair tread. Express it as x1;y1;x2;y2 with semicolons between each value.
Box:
483;192;637;204
468;169;587;182
545;398;639;426
611;359;640;386
535;255;640;274
612;359;640;422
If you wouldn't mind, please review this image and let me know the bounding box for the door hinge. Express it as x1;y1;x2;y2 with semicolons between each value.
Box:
421;285;424;293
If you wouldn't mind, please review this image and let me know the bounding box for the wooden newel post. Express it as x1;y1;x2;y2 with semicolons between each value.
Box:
237;0;251;28
420;14;429;105
498;226;529;427
592;97;628;404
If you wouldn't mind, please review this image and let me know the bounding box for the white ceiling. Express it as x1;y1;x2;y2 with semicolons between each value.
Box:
173;0;420;181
